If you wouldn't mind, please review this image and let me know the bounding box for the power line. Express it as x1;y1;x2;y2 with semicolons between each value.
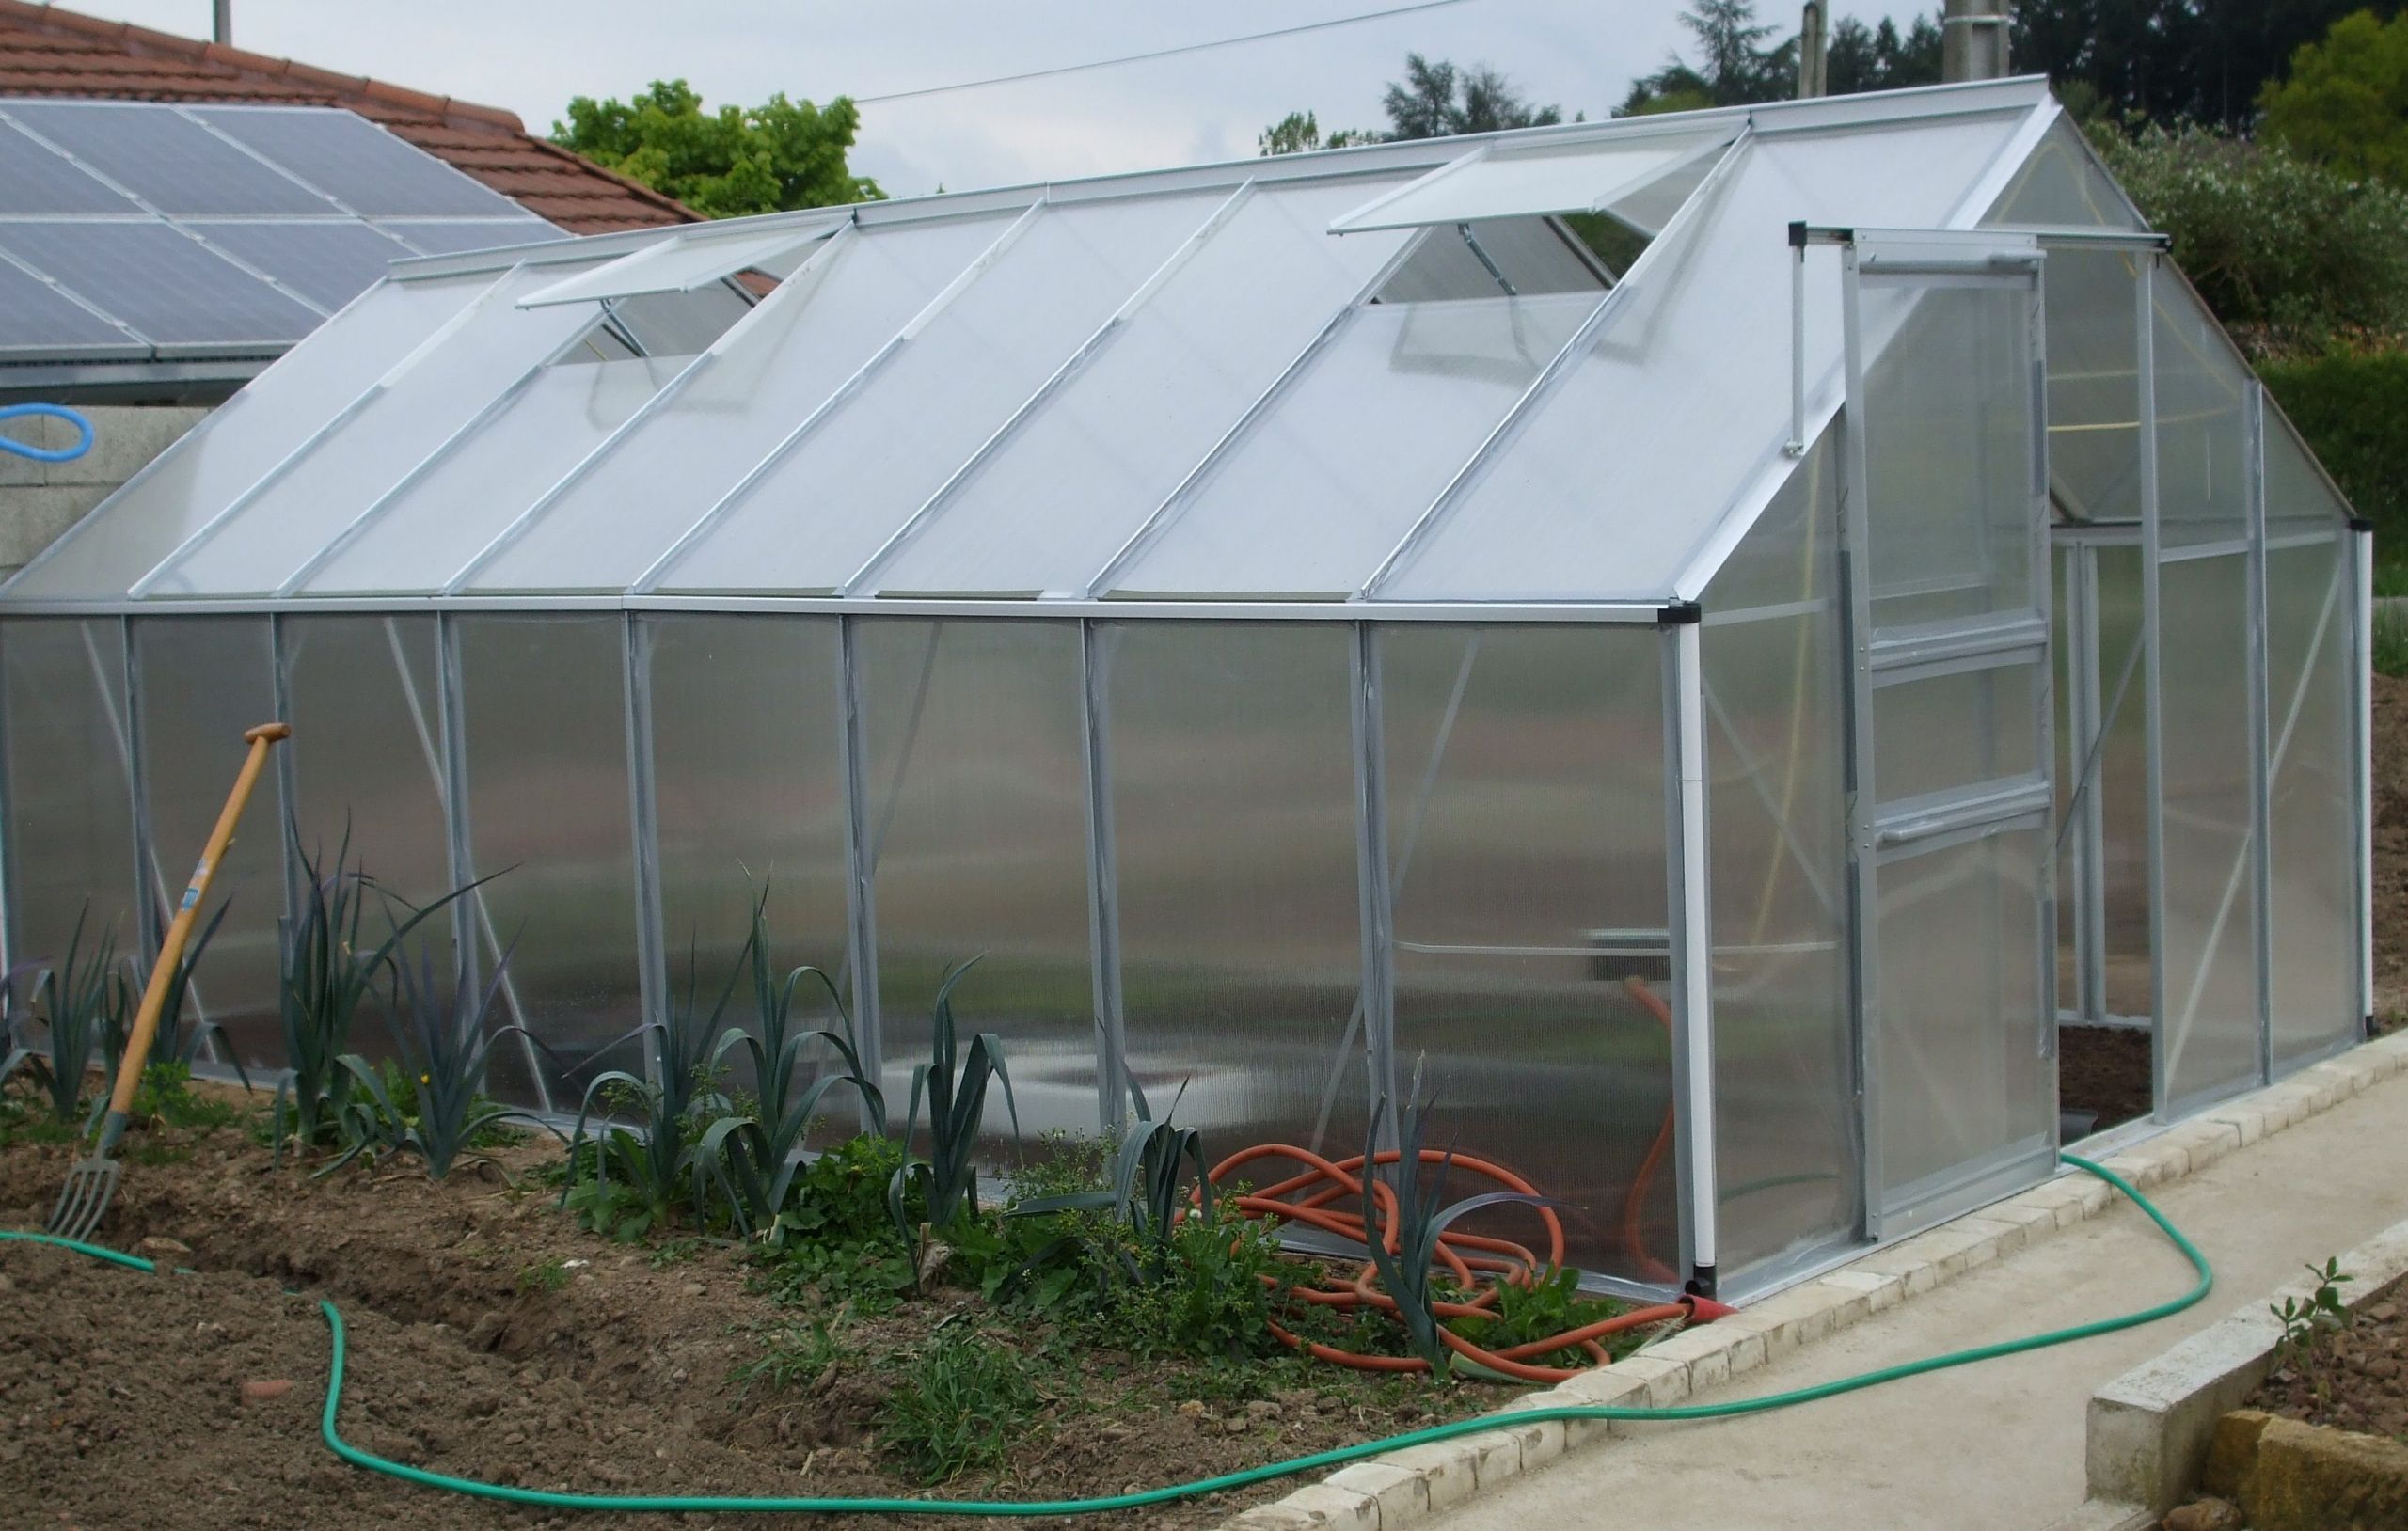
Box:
854;0;1483;106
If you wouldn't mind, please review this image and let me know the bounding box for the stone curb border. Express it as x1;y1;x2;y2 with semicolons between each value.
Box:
1214;1030;2408;1531
2040;1197;2408;1526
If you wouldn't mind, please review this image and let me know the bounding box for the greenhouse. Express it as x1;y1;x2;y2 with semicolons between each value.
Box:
0;75;2369;1302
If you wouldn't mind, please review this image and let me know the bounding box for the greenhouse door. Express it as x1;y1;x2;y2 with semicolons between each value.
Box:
1837;231;2057;1240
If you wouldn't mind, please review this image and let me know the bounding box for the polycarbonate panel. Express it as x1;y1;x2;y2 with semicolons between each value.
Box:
1379;624;1672;1282
2034;246;2144;524
1329;127;1730;231
1111;292;1599;599
644;615;860;1131
2156;552;2259;1107
621;191;1231;596
0;272;489;602
0;118;136;213
0;221;321;345
1982;118;2145;231
1382;113;2025;602
2152;274;2250;547
454;615;640;1108
855;179;1418;598
1;620;136;979
1699;429;1860;1277
150;261;620;597
2094;545;2154;1019
2264;529;2357;1065
302;354;689;595
1860;276;2038;625
1104;623;1366;1163
1875;826;2050;1205
190;105;521;217
133;617;285;1069
520;225;826;307
4;101;332;216
855;620;1096;1145
378;219;563;255
474;212;1016;594
1374;216;1609;302
190;219;414;311
1872;661;2036;806
0;257;139;355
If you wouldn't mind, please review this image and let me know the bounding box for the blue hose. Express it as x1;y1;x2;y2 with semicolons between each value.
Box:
0;402;93;464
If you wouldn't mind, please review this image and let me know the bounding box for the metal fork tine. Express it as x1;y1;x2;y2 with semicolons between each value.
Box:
47;1161;116;1242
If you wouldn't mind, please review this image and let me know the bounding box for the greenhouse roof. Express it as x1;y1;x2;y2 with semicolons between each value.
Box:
0;74;2141;615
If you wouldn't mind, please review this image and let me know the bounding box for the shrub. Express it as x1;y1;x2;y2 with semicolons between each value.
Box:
2259;349;2408;559
2091;122;2408;342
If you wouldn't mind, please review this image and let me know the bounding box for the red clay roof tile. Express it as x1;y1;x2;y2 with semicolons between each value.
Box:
0;0;696;234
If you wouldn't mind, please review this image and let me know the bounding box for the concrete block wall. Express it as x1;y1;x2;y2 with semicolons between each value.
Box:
0;403;212;577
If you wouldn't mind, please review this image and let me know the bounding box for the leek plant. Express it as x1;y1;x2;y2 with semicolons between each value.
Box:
0;910;127;1125
562;937;743;1239
1010;1076;1208;1284
887;959;1019;1249
96;897;245;1095
324;936;555;1179
701;887;886;1239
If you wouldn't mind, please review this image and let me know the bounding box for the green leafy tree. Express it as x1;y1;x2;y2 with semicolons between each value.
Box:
1826;13;1943;95
2012;1;2402;131
1257;109;1373;156
551;79;881;218
2261;10;2408;187
1259;53;1560;154
1623;0;1798;114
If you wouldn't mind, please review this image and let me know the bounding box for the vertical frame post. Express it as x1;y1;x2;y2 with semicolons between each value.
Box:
836;614;885;1129
1079;619;1127;1135
1834;238;1884;1239
121;616;159;972
2244;385;2275;1084
2029;256;2060;1087
1349;623;1399;1153
268;614;303;962
1664;614;1718;1294
622;613;668;1081
2137;255;2169;1119
2352;519;2375;1034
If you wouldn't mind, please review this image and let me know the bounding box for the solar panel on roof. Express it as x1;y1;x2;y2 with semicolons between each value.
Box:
191;219;415;310
3;100;333;217
0;222;320;349
377;218;567;255
191;106;523;217
0;119;140;214
0;256;144;355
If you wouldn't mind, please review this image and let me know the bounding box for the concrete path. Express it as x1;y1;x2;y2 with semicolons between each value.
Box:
1421;1073;2408;1531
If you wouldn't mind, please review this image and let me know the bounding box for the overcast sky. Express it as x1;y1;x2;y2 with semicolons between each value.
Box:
83;1;1922;197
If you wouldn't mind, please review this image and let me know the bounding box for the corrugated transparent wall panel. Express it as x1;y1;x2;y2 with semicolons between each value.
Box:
2151;276;2251;548
2156;552;2260;1107
2;618;136;977
454;615;640;1106
1103;622;1367;1165
1699;432;1860;1276
1875;827;2049;1201
1981;118;2145;231
2264;413;2358;1062
1860;277;2036;626
645;615;860;1128
133;616;284;1066
1871;660;2036;807
1379;624;1673;1282
280;615;463;1072
2036;248;2144;524
854;620;1096;1145
2093;546;2154;1018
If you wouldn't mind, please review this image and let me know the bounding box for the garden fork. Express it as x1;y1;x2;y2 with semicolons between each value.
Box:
49;722;288;1242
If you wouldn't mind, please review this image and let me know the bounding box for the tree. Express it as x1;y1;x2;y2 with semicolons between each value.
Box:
2010;1;2402;132
1825;14;1942;96
552;79;880;218
1257;110;1373;156
1623;0;1798;114
1259;53;1560;154
2261;10;2408;187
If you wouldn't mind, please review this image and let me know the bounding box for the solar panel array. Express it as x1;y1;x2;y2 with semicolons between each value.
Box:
0;99;562;362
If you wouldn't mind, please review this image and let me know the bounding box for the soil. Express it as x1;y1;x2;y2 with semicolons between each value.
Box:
2371;672;2408;1031
2057;1024;2153;1133
0;1106;1510;1531
2244;1276;2408;1443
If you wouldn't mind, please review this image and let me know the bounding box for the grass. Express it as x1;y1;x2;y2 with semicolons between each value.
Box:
2377;604;2408;679
516;1255;571;1294
733;1312;847;1398
877;1329;1047;1485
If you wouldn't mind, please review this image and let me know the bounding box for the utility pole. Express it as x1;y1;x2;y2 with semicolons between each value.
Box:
213;0;231;46
1798;1;1828;99
1941;0;2010;83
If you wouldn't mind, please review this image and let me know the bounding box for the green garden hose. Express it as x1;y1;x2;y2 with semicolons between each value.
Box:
2;1151;2208;1518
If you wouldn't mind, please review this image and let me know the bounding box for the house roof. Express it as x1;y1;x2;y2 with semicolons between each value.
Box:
0;0;696;234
